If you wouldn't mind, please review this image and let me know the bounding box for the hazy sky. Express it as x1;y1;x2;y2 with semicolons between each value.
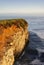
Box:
0;0;44;15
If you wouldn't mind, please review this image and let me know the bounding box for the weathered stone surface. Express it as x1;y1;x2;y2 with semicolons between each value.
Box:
0;19;28;65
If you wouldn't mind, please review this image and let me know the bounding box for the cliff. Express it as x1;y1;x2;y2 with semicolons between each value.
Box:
0;19;28;65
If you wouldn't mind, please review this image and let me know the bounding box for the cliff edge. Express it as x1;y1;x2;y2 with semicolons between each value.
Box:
0;19;28;65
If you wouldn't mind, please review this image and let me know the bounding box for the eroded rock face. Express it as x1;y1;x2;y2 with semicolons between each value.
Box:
0;19;28;65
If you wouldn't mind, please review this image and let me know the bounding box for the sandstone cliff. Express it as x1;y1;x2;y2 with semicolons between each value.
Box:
0;19;28;65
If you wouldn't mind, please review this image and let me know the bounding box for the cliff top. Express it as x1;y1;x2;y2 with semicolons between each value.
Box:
0;19;28;29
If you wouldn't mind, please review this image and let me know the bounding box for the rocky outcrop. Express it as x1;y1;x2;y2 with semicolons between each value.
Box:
0;19;28;65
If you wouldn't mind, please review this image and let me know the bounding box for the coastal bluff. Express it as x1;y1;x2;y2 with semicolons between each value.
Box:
0;19;28;65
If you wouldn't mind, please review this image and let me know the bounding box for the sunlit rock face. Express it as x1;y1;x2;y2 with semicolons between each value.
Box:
0;19;28;65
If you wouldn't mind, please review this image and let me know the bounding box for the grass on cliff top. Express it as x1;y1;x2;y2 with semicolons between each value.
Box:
0;19;28;29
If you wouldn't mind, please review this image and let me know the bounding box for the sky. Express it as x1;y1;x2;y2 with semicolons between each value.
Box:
0;0;44;15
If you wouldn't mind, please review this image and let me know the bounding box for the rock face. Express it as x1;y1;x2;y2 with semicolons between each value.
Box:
0;19;28;65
